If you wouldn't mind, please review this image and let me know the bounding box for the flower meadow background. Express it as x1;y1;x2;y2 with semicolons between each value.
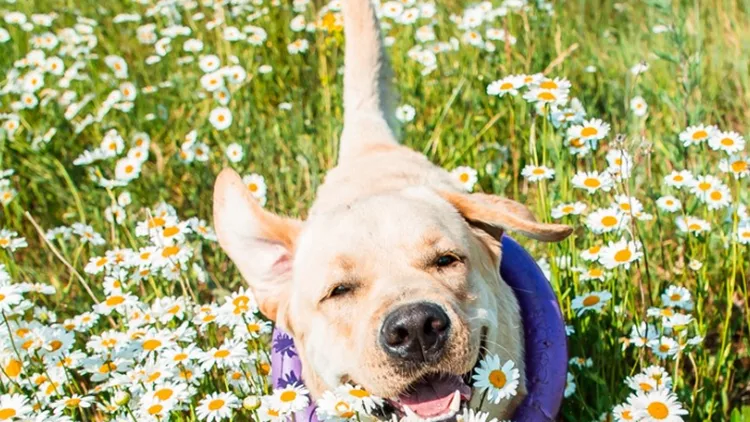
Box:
0;0;749;420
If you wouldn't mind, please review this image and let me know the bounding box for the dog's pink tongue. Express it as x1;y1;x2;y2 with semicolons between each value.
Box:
398;375;471;418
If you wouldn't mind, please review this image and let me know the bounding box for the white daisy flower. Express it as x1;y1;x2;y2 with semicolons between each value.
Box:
521;164;555;182
472;354;520;403
571;291;612;315
451;166;478;192
335;384;383;414
675;216;710;235
656;196;681;212
679;124;716;147
395;104;416;122
630;389;687;421
663;170;693;188
572;170;614;194
585;207;628;234
630;96;648;116
567;118;610;142
196;392;239;422
271;383;310;413
209;107;232;131
598;239;643;270
551;202;587;219
708;130;745;154
225;143;243;163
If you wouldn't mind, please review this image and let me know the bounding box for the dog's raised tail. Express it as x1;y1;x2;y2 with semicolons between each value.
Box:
339;0;398;162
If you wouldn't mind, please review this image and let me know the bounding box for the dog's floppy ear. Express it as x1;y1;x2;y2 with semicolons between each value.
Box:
439;191;573;242
213;169;302;321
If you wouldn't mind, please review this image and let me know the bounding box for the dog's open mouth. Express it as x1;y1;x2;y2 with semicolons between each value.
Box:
376;328;488;422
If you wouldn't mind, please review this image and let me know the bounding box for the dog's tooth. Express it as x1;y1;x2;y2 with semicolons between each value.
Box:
449;390;461;413
402;405;418;420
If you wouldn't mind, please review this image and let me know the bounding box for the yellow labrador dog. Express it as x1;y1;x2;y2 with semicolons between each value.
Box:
213;0;572;419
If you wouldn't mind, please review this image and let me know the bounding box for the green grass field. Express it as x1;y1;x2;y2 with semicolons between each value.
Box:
1;0;749;420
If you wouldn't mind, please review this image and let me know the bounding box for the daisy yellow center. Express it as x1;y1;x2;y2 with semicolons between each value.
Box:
148;404;163;415
268;408;280;417
665;200;674;206
459;173;469;182
174;353;187;361
647;401;669;419
96;257;108;267
659;344;670;352
532;168;545;175
720;137;734;146
248;183;258;192
147;371;162;383
731;160;748;172
688;223;701;231
691;130;708;140
280;391;297;402
589;246;601;254
500;82;513;90
540;80;557;89
247;323;260;332
155;388;173;401
50;340;63;351
168;305;181;314
349;389;370;398
710;191;722;201
214;349;230;358
622;410;633;420
162;245;180;257
148;217;166;228
614;249;632;262
673;175;684;182
601;216;618;227
231;372;243;380
570;138;584;147
259;363;271;375
217;114;225;122
336;402;355;418
538;91;556;101
619;203;630;211
65;398;81;407
562;206;574;213
5;359;22;377
582;295;600;306
697;182;711;191
580;127;598;137
661;308;674;317
742;231;750;238
99;362;117;373
0;294;5;301
670;294;681;301
143;339;162;351
583;178;600;188
589;269;603;277
640;383;653;392
0;239;9;247
163;226;179;237
208;399;225;411
106;295;125;306
0;408;17;420
488;369;507;388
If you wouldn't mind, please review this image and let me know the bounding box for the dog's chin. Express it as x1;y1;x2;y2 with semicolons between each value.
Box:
368;328;488;422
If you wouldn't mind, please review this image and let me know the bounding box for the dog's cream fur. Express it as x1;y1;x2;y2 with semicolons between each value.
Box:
213;0;572;418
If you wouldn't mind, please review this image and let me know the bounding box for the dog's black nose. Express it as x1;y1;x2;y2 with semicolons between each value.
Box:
380;302;450;363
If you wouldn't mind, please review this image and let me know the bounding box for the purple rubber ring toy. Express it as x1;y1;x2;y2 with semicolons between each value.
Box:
271;235;568;421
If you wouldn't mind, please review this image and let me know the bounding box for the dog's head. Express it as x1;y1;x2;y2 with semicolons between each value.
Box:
214;168;571;419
